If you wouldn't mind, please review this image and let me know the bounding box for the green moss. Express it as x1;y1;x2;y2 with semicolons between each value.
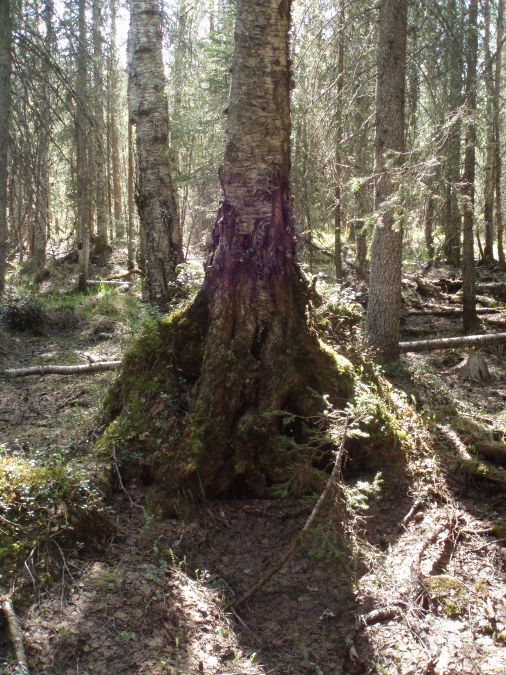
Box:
461;459;506;489
489;521;506;539
425;575;466;618
0;447;112;589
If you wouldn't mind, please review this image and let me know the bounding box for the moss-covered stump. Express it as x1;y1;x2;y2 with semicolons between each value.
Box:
98;288;408;509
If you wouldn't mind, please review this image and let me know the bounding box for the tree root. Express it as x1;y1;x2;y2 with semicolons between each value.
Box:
228;416;349;609
1;361;121;377
1;593;29;674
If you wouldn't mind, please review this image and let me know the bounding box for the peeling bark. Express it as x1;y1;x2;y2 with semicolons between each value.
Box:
127;0;183;305
0;0;11;295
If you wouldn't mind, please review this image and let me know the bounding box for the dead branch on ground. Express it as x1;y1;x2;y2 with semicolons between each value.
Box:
399;332;506;352
1;592;29;674
1;361;121;377
228;416;349;609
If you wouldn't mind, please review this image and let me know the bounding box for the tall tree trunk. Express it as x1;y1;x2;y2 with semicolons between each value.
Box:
334;1;345;281
461;0;479;332
127;119;135;270
365;0;408;361
127;0;183;305
483;0;495;262
92;0;108;254
496;0;505;268
103;0;354;499
443;0;463;267
0;0;11;296
108;0;123;239
75;0;91;292
31;0;54;271
424;193;435;260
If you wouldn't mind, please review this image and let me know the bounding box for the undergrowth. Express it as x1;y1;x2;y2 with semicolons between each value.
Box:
0;443;112;595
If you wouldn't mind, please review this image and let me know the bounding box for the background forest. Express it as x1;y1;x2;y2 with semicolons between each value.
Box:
0;0;506;674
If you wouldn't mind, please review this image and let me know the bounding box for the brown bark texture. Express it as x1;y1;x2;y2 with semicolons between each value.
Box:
127;0;183;305
461;0;479;332
496;0;505;267
188;0;335;495
75;0;90;292
103;0;355;500
365;0;408;360
0;0;12;295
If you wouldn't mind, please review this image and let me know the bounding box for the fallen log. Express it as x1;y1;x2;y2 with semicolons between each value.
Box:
1;361;121;377
86;280;131;287
406;305;505;317
1;593;29;674
399;332;506;353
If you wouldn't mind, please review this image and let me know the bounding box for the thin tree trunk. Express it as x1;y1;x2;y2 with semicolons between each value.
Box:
92;0;108;253
127;119;135;270
424;193;435;259
365;0;408;361
31;0;54;271
443;0;463;267
109;0;123;239
76;0;90;292
127;0;183;305
496;0;505;268
334;1;345;281
0;0;12;295
483;0;495;262
461;0;479;332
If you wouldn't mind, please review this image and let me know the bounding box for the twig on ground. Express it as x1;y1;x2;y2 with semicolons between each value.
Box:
1;592;29;674
228;416;349;609
111;447;142;509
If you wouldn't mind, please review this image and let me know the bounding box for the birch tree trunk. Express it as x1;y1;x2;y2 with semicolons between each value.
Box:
461;0;479;332
127;0;183;305
0;0;11;295
104;0;354;498
365;0;408;361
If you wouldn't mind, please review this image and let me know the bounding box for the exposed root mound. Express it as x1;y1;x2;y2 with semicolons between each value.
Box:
99;284;407;508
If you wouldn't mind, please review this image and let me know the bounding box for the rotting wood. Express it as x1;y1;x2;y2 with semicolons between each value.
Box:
1;593;29;674
1;361;121;377
399;332;506;352
228;417;348;609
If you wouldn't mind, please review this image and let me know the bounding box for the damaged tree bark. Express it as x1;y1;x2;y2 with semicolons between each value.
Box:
102;0;355;500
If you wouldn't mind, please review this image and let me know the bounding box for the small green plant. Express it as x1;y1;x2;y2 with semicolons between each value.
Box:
0;289;46;333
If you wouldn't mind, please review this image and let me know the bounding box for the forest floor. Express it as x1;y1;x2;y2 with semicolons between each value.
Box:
0;250;506;674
